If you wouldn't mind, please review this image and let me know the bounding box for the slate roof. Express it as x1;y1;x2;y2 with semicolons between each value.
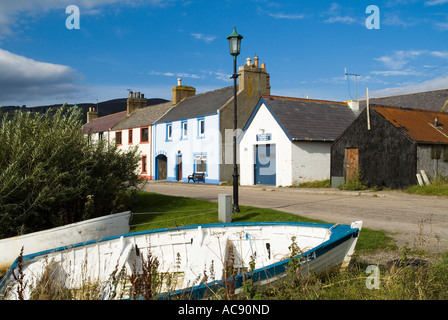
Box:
359;88;448;112
155;86;234;123
259;96;357;142
83;111;127;134
112;102;172;130
372;105;448;144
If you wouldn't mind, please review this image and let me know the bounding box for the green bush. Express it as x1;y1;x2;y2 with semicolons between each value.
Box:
338;169;367;191
0;107;141;238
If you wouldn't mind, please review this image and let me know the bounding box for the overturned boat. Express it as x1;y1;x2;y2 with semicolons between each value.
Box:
0;221;362;300
0;211;132;273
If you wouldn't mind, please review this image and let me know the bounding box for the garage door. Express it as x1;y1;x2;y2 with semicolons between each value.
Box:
254;144;276;185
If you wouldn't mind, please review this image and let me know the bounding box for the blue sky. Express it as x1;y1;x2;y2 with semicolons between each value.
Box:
1;0;448;107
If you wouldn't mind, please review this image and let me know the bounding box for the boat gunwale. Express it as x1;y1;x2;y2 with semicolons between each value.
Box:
161;223;360;299
0;221;360;298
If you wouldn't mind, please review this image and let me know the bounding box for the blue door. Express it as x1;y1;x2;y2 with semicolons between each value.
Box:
254;144;276;185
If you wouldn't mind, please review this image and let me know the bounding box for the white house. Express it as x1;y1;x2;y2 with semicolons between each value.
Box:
153;85;231;183
238;96;357;186
153;56;271;184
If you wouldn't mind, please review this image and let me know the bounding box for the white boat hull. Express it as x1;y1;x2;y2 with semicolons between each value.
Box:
0;211;132;272
0;221;362;300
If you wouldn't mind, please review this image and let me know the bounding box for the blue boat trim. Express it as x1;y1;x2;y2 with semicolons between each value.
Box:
159;223;359;300
0;221;360;298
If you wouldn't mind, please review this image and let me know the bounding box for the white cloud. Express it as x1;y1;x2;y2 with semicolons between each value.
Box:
425;0;448;6
268;12;305;20
375;50;426;70
149;70;203;79
0;49;83;105
322;2;359;25
370;75;448;97
190;33;216;43
324;16;357;24
371;69;423;77
0;0;178;39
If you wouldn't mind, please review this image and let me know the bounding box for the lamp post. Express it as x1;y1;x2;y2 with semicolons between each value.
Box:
227;27;243;213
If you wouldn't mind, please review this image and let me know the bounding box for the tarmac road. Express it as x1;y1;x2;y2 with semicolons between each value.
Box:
142;181;448;253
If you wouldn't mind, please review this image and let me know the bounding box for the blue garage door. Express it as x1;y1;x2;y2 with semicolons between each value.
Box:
254;144;276;185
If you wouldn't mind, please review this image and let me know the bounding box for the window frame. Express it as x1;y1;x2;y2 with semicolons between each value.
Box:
197;118;205;139
193;153;207;174
128;129;133;145
166;123;173;141
140;126;149;144
141;155;148;174
115;131;122;145
181;121;188;140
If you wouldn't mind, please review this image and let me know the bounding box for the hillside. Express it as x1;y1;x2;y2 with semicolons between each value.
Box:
0;98;170;123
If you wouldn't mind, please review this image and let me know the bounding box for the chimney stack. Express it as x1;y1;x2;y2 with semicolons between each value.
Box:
87;106;98;123
238;55;271;96
127;91;147;115
172;78;196;106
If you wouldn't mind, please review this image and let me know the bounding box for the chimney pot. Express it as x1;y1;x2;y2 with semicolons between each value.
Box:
178;78;182;86
261;63;266;69
246;58;252;66
129;91;133;98
254;56;259;67
142;93;145;99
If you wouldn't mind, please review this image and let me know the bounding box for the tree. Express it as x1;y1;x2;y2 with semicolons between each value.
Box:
0;106;141;238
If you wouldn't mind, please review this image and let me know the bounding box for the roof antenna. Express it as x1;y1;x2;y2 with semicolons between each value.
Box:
345;67;360;101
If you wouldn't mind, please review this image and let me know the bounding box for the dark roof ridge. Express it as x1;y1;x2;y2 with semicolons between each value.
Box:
361;87;448;101
262;94;347;105
181;85;233;101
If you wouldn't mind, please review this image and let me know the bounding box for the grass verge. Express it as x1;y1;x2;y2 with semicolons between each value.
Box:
130;191;396;254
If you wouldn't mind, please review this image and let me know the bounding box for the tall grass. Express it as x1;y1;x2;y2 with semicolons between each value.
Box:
407;175;448;196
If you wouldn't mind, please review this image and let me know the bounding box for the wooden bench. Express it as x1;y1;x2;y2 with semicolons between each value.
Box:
188;172;205;183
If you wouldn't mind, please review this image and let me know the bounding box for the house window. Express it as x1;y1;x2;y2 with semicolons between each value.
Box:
181;121;188;139
141;127;149;143
98;132;104;140
142;155;147;174
116;131;122;145
166;123;172;141
128;129;133;144
198;118;205;138
194;154;207;173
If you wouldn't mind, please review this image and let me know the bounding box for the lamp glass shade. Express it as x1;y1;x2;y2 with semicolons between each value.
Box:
227;27;243;56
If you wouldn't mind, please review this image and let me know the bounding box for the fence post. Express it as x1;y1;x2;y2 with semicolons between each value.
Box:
218;194;232;223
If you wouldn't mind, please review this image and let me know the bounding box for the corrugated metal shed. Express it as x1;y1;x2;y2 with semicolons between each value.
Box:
372;105;448;144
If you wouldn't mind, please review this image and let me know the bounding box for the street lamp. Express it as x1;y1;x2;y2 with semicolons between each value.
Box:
227;27;243;213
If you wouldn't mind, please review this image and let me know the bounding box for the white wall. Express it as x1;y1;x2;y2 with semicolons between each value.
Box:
239;103;292;187
154;114;220;183
291;141;331;184
110;127;152;179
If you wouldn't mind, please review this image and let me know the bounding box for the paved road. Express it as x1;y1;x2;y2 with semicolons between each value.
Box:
142;181;448;252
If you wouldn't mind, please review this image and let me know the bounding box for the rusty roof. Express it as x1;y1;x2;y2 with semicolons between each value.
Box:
83;111;127;134
372;105;448;144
